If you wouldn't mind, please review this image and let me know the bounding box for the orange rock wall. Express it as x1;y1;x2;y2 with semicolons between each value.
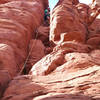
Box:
1;0;100;100
50;0;87;45
0;0;47;77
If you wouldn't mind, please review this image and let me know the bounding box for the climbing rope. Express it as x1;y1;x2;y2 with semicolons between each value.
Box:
18;29;39;75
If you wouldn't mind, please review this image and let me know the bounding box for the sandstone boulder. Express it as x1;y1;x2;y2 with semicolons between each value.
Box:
0;0;47;76
2;75;47;100
0;70;11;98
25;39;45;73
29;41;92;76
0;0;48;98
2;64;100;100
1;0;100;100
87;15;100;48
36;25;50;46
50;0;87;45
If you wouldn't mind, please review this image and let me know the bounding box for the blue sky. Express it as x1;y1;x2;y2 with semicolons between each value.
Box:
49;0;93;10
49;0;59;10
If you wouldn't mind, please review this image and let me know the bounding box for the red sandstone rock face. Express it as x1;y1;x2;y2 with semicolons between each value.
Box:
1;0;100;100
25;39;46;73
50;0;87;45
29;41;93;76
36;25;49;43
0;0;48;98
0;0;46;77
76;3;90;24
87;15;100;48
0;70;11;98
2;64;100;100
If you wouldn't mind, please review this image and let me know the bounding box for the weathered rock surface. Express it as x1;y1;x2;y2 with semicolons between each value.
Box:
36;25;49;44
25;39;46;73
24;25;50;73
3;42;100;100
0;0;48;98
1;0;100;100
2;65;100;100
50;0;87;45
87;14;100;48
0;70;11;98
0;0;47;76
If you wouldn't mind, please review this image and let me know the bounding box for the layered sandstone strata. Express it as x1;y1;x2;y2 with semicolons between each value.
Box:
1;0;100;100
0;0;48;76
0;0;48;98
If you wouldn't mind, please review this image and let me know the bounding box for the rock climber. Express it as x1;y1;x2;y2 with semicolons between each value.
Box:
44;7;50;25
44;8;50;20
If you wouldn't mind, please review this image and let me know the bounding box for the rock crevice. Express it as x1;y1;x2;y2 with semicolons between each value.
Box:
0;0;100;100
